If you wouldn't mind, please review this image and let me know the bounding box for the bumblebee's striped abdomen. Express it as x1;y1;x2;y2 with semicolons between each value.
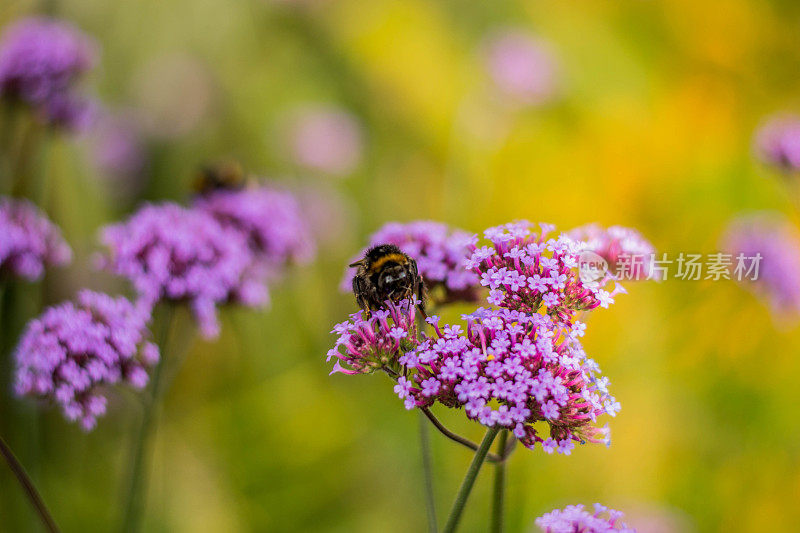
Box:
367;252;409;274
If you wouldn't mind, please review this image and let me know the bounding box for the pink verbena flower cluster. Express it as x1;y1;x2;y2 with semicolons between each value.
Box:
330;221;622;455
568;224;659;281
397;307;615;452
327;298;420;376
342;221;481;303
98;202;257;338
535;503;636;533
466;222;623;324
14;290;159;430
0;17;97;130
0;196;71;281
194;185;315;277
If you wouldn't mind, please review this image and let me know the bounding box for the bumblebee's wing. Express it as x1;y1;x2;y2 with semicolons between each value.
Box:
352;273;369;311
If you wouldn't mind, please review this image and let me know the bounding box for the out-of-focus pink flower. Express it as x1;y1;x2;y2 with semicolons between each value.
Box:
85;109;147;196
483;29;560;106
754;115;800;172
722;213;800;318
295;182;355;249
288;105;363;176
568;224;659;281
622;504;692;533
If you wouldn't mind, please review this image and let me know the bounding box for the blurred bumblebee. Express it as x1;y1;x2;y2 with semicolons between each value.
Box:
192;160;248;195
350;244;426;316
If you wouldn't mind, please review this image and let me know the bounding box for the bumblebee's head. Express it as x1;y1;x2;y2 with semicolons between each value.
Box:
365;244;416;301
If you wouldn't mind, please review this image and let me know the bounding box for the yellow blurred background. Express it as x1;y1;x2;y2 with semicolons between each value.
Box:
2;0;800;531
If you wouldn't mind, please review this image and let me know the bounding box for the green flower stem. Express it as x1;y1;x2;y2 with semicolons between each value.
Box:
415;313;438;532
442;426;500;533
490;430;509;533
419;411;438;533
121;306;175;533
0;281;17;388
419;407;503;463
382;364;503;463
31;130;51;212
42;0;58;16
0;104;16;194
10;116;43;200
0;434;60;533
0;282;6;354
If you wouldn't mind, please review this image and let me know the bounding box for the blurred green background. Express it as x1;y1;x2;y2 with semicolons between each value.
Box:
3;0;800;531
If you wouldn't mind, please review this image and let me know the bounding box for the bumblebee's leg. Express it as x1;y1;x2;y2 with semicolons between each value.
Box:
351;275;363;308
364;282;384;316
415;278;428;320
406;259;427;318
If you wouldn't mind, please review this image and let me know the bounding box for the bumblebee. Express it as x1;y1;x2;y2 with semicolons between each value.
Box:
193;160;247;195
350;244;426;316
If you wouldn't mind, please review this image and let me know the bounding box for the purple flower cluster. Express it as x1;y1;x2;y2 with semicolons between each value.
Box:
98;203;258;338
568;224;659;281
328;305;617;453
327;298;420;376
536;504;636;533
0;196;71;281
398;308;614;452
329;221;623;455
14;290;159;430
194;185;315;276
466;222;622;324
0;17;97;130
722;213;800;316
342;221;481;303
754;115;800;173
